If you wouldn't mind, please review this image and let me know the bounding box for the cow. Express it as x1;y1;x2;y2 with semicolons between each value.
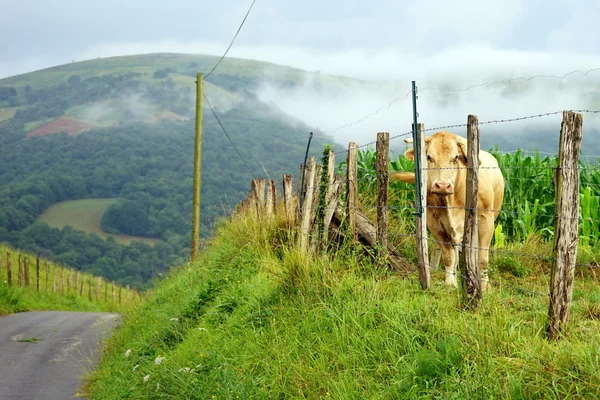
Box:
390;130;505;291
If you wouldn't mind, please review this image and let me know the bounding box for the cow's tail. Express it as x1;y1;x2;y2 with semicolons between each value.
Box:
390;172;416;184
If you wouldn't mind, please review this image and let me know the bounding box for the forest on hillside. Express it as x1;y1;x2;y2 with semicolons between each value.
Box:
0;70;335;289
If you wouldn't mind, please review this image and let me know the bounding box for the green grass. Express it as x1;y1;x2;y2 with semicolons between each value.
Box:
82;207;600;399
0;245;138;316
37;198;159;246
0;106;21;122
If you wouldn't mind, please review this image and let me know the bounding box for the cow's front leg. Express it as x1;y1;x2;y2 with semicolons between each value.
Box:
440;243;458;287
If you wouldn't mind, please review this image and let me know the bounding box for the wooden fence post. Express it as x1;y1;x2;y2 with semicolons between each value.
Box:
252;178;266;217
266;180;274;219
283;174;296;223
112;281;116;303
346;142;358;241
300;156;317;252
119;284;122;305
95;277;100;302
18;255;22;287
320;148;338;245
105;279;108;302
53;264;57;293
24;257;29;288
412;123;430;290
45;262;49;292
547;110;584;340
36;257;40;292
88;274;92;301
67;270;72;294
376;132;389;251
60;267;65;294
458;115;482;309
7;252;11;287
80;274;85;296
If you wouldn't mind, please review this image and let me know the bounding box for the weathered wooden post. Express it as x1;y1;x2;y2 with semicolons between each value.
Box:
411;123;430;290
376;132;390;253
283;174;296;223
119;284;123;305
18;255;22;287
60;267;65;294
547;110;584;340
53;264;57;293
96;277;102;302
300;156;317;252
36;257;40;292
45;262;49;292
252;178;266;218
24;257;29;288
346;142;359;241
7;252;11;287
75;270;80;293
88;274;92;301
266;180;274;219
80;274;85;296
321;148;338;245
458;115;482;309
105;279;108;302
112;281;116;303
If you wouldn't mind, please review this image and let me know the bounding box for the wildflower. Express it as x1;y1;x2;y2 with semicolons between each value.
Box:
154;356;164;365
143;374;150;383
198;327;207;331
170;317;179;322
125;349;131;357
178;367;192;373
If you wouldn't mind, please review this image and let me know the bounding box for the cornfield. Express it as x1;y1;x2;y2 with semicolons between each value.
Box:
340;146;600;249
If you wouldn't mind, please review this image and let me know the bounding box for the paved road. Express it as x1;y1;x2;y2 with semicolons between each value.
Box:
0;311;120;400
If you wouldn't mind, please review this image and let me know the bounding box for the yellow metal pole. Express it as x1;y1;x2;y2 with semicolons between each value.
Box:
191;73;203;261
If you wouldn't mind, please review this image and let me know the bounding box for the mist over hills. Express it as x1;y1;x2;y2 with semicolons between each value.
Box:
1;52;599;288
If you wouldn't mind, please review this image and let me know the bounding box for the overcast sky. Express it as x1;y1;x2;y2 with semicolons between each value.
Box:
1;0;599;81
2;0;600;146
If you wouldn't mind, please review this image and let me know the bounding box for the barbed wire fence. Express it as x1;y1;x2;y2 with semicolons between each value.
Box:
232;70;600;340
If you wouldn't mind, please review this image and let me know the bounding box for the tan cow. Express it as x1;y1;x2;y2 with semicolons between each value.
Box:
391;131;505;291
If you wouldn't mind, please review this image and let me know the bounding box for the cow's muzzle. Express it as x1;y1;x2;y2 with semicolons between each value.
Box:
432;181;454;195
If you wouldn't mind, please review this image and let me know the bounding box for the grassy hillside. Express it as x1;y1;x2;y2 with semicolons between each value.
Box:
37;199;159;246
0;244;139;316
82;205;600;399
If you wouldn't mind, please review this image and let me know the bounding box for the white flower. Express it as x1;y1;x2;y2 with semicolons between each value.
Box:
198;327;207;331
170;318;179;322
154;356;164;365
143;374;150;383
178;367;192;373
125;349;131;357
132;364;139;371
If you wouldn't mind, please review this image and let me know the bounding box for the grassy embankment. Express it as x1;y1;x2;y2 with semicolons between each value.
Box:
37;198;160;246
83;200;600;399
0;244;139;316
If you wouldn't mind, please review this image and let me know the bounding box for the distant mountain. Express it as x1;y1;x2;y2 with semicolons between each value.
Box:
0;53;353;288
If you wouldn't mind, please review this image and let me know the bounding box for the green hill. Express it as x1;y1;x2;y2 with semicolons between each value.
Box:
0;53;352;290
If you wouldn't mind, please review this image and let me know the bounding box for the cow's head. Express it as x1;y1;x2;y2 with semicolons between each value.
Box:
403;131;470;196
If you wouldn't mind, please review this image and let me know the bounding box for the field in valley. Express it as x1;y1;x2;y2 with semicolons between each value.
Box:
37;198;159;246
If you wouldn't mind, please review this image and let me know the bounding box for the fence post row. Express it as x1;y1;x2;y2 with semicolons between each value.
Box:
458;115;482;309
547;110;584;340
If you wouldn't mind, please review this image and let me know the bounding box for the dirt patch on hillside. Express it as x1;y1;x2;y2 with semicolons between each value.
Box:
27;118;101;137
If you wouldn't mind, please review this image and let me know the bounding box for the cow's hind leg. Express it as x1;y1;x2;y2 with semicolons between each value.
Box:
479;212;496;292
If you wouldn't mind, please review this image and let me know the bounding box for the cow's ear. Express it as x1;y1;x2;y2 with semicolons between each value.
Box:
404;147;415;161
457;141;482;165
457;141;468;164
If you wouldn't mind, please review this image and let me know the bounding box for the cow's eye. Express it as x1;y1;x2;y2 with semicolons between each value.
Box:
427;155;433;162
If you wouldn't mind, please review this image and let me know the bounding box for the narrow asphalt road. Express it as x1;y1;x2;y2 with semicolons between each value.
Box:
0;311;120;400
